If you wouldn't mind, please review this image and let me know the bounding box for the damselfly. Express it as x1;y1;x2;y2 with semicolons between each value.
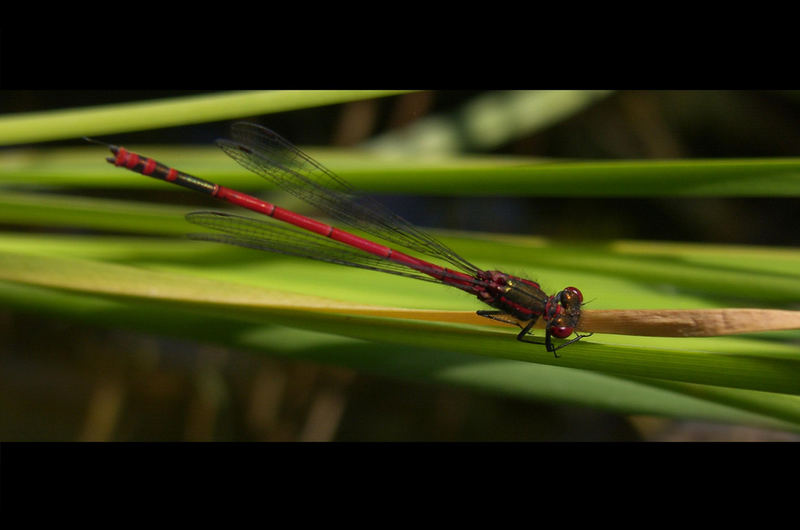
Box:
89;123;590;356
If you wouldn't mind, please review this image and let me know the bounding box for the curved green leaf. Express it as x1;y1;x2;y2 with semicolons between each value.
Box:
0;90;414;145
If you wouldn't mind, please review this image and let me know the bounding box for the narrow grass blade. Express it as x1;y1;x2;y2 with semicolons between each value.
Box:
0;90;414;145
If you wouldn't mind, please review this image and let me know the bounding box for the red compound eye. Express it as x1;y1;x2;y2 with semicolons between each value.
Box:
563;286;583;303
550;326;573;339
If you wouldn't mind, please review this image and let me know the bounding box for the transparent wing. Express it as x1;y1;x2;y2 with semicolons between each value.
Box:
186;211;483;285
215;122;481;275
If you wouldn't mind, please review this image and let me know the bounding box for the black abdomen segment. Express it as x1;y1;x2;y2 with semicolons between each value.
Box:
109;146;218;195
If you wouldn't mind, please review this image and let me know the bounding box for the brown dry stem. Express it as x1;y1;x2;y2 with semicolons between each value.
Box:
577;308;800;337
327;307;800;338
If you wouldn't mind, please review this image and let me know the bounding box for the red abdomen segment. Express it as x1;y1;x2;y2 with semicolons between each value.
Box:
111;146;218;195
107;146;477;291
215;185;476;291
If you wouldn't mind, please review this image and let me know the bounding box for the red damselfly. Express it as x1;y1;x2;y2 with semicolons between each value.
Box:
88;122;590;356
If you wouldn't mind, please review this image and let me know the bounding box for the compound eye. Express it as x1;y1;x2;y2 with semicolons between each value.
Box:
550;326;573;339
563;287;583;304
